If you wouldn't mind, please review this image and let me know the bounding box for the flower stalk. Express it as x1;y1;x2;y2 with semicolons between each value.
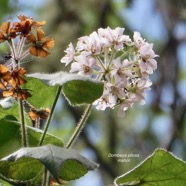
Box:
39;86;62;146
66;104;92;148
42;168;49;186
19;99;28;147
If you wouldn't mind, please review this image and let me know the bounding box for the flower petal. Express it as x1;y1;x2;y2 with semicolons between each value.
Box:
18;68;27;76
0;82;6;89
37;29;45;41
29;46;38;56
27;33;36;43
1;21;10;33
29;111;38;120
43;38;55;49
3;90;13;97
38;48;50;58
33;21;46;27
0;64;9;73
0;32;5;43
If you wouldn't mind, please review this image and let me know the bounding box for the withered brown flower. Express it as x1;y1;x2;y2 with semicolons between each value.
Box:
12;15;46;38
0;21;16;43
17;15;46;29
0;64;11;89
29;108;50;121
27;29;55;58
12;20;32;38
3;88;31;100
9;67;27;88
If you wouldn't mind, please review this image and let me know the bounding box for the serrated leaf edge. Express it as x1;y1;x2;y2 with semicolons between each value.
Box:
0;145;99;184
114;148;186;186
27;72;103;87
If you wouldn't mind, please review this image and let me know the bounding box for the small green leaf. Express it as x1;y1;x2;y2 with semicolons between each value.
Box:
62;79;103;105
23;77;58;109
0;145;99;184
0;104;31;125
0;117;64;159
115;148;186;186
0;104;19;120
60;159;87;180
27;72;104;106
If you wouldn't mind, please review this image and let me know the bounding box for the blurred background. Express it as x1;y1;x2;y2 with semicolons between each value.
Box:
0;0;186;185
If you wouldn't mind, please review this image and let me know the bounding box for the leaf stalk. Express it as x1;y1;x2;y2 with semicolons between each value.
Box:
39;86;62;146
66;104;92;148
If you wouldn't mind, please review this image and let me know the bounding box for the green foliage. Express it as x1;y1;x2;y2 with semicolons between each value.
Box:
115;149;186;186
27;72;104;106
0;0;9;22
0;104;20;121
23;77;58;109
0;104;31;125
0;145;98;184
62;79;103;106
0;116;64;159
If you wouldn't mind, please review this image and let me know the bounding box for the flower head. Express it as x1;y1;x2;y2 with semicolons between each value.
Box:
0;15;54;70
9;67;27;88
27;29;55;58
0;21;16;43
17;15;46;29
60;27;158;116
12;15;46;38
0;64;30;100
0;15;54;101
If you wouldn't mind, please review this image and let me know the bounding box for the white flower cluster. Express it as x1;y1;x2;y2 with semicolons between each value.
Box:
61;27;158;116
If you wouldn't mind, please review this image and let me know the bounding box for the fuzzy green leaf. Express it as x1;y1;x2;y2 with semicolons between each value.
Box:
0;116;64;159
115;148;186;186
0;145;98;184
27;72;104;106
0;104;20;121
23;77;58;109
62;79;103;105
0;104;31;125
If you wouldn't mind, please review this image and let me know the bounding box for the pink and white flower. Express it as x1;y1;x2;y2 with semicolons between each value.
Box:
76;32;102;55
138;43;158;74
70;54;96;76
111;58;134;80
118;94;136;116
133;31;145;49
98;27;127;50
61;27;158;116
105;80;125;105
131;78;152;105
60;43;75;66
93;89;114;110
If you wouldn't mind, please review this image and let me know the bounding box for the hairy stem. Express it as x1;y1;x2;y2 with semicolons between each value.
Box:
9;39;17;60
39;86;62;146
66;104;92;148
19;99;28;147
17;37;25;59
42;168;49;186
